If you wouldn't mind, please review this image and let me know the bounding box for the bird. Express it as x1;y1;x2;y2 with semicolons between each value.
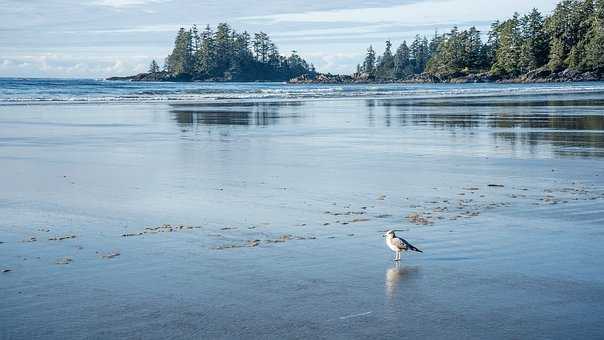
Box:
384;230;422;261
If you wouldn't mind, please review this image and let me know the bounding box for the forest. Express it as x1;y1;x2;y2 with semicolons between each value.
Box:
148;23;315;81
122;0;604;83
356;0;604;81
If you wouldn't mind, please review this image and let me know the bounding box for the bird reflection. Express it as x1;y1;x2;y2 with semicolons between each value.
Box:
385;262;419;300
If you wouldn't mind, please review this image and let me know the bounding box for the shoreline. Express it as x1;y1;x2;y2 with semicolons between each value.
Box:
108;68;604;85
287;68;604;84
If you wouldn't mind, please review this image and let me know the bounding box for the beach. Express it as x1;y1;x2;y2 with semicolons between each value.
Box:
1;81;604;338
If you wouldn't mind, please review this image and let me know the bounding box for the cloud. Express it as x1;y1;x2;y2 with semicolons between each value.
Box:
273;25;489;45
92;0;169;8
240;0;558;25
78;24;187;34
0;54;150;78
298;51;365;74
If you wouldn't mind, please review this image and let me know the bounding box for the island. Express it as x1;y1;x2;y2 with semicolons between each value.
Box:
107;23;316;82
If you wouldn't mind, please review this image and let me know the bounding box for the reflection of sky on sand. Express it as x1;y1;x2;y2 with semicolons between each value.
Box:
0;90;603;338
385;262;420;300
171;101;304;126
168;93;604;158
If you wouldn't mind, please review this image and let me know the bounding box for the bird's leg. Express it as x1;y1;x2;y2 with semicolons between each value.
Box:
395;252;400;261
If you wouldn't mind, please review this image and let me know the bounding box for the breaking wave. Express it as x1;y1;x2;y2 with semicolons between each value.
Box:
1;78;604;105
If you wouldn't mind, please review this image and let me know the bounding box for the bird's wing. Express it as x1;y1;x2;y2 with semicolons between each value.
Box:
401;238;423;253
391;237;408;251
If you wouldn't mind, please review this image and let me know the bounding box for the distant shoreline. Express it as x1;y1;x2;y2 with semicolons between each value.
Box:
107;68;604;85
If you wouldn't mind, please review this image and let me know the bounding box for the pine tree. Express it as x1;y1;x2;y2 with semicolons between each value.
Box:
425;26;484;76
519;9;549;72
491;14;523;76
567;0;595;70
214;23;233;76
148;59;160;79
363;45;376;77
466;27;483;69
194;25;216;78
191;25;200;53
483;21;501;67
429;31;445;56
410;35;430;73
286;51;310;79
585;0;604;71
253;32;271;63
546;0;594;71
231;31;253;80
394;41;412;78
376;40;395;79
166;27;194;75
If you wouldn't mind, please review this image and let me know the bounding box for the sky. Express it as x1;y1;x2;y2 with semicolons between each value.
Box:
0;0;560;78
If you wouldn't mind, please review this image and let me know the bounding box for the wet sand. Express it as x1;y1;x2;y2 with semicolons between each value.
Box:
1;95;604;339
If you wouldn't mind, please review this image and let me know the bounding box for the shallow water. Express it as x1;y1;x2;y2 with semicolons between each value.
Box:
2;77;604;103
1;84;604;339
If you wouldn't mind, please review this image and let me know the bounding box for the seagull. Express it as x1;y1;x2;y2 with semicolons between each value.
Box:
384;230;422;261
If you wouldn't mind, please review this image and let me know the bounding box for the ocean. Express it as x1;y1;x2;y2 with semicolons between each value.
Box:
2;77;604;103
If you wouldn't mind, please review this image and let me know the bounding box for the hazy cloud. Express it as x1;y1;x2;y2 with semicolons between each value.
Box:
0;54;149;78
240;0;557;25
92;0;170;8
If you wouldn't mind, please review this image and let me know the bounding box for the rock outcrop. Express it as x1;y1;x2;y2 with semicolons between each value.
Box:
288;68;603;84
109;68;603;84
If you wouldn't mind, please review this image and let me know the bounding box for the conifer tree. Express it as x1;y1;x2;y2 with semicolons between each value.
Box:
546;0;594;71
166;27;194;75
519;9;549;72
410;35;430;73
148;60;160;79
376;40;395;79
363;46;376;77
394;41;412;78
253;32;271;63
585;0;604;71
491;14;523;76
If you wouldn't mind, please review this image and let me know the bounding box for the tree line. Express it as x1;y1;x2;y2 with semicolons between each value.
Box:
150;23;315;81
357;0;604;80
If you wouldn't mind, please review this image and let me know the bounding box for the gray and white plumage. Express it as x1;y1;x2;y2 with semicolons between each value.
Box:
384;230;422;261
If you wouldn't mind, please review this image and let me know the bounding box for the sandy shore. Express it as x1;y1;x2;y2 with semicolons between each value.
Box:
1;96;604;338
